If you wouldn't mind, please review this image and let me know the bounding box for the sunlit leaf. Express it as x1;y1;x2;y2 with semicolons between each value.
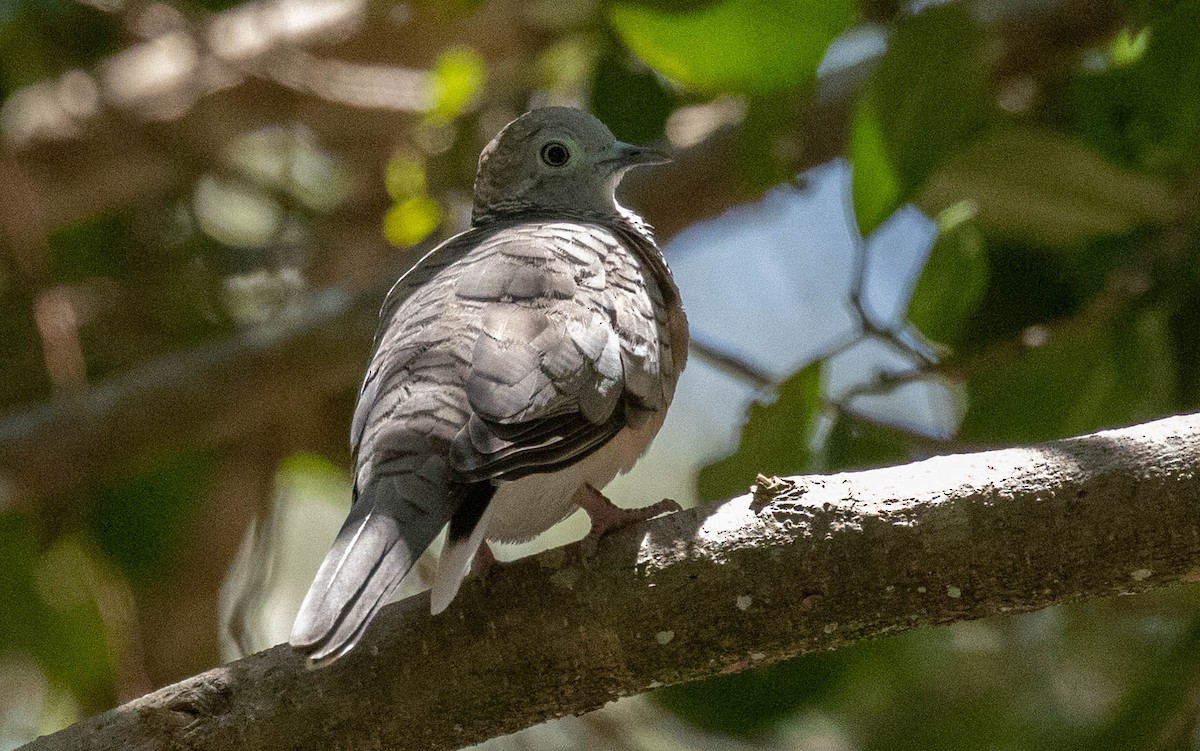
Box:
429;46;485;122
385;155;428;201
920;126;1176;247
849;96;902;237
0;515;121;714
30;534;117;712
1081;0;1200;174
193;176;283;250
384;197;442;248
608;0;853;94
697;362;821;503
224;128;348;213
277;451;352;505
1108;27;1150;68
907;205;989;347
538;36;597;97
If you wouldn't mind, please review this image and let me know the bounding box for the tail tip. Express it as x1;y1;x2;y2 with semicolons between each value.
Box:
289;632;350;668
288;611;352;667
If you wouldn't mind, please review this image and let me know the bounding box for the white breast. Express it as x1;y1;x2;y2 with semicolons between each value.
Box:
483;410;667;543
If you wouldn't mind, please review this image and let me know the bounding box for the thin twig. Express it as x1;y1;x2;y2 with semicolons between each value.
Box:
688;336;776;391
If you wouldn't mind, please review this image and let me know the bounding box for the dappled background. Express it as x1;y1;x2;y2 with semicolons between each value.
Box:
2;0;1200;748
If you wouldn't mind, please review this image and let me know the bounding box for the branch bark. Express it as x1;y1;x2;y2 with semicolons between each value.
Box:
22;413;1200;751
0;285;378;510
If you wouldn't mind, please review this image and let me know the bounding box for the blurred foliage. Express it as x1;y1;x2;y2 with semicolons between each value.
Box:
589;47;675;143
429;47;487;124
0;517;116;714
4;0;1200;747
960;308;1177;444
870;5;991;197
919;125;1174;247
608;0;853;94
0;0;119;95
657;649;843;735
88;452;214;590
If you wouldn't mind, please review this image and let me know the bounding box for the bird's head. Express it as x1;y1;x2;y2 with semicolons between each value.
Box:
471;107;668;224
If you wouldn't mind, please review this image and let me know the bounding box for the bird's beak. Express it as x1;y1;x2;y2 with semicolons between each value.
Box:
609;141;672;168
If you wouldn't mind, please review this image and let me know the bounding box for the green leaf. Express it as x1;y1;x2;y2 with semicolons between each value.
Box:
870;4;993;195
656;650;842;736
1107;27;1150;69
697;362;821;503
29;534;117;711
737;95;809;192
820;413;912;472
1078;1;1200;174
1076;616;1200;750
589;50;675;144
0;515;119;713
1134;2;1200;167
49;212;133;282
385;155;428;201
959;308;1177;444
608;0;853;94
849;95;902;236
0;512;44;653
906;205;989;347
919;126;1176;247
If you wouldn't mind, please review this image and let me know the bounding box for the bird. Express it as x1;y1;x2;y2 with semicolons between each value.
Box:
289;107;688;666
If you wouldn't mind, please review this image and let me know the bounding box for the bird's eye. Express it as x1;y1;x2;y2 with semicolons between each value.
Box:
540;141;571;167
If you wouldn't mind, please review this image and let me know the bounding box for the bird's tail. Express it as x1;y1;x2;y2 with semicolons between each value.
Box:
289;477;451;666
430;483;495;614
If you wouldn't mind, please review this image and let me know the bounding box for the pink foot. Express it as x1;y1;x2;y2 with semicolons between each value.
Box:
472;539;498;577
573;483;682;557
470;540;512;596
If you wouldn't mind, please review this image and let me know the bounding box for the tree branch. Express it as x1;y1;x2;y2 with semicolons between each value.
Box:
22;413;1200;751
0;284;380;510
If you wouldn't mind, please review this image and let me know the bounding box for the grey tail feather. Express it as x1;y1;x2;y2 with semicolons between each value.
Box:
289;486;450;666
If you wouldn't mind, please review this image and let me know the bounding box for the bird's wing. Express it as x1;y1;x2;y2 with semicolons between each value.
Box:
353;220;676;482
349;229;479;452
445;220;672;483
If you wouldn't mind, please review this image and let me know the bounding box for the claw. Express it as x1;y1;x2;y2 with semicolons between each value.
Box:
574;484;681;557
472;540;498;577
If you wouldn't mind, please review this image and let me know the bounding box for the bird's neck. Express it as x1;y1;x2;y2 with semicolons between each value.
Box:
471;204;678;312
613;202;656;245
471;204;654;243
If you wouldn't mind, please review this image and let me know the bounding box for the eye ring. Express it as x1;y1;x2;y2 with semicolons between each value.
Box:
540;141;571;167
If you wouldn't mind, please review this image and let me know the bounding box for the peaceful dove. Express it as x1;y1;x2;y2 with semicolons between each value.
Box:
290;107;688;665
